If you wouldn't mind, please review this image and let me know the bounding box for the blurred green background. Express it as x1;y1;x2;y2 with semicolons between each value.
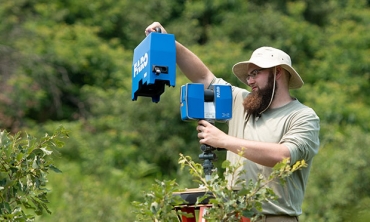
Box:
1;0;369;221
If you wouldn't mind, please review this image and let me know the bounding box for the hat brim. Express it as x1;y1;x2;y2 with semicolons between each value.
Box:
232;61;304;89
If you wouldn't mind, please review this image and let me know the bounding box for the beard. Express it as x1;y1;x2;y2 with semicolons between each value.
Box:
243;72;276;116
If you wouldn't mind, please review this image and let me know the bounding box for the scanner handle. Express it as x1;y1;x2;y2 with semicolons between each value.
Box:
155;27;162;33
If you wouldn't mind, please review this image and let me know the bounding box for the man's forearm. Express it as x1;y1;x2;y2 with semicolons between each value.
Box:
176;41;215;88
223;136;291;167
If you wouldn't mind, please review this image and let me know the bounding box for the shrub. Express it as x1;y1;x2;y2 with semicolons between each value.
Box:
0;127;68;221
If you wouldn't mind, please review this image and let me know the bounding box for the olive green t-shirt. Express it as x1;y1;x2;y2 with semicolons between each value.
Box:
212;78;320;216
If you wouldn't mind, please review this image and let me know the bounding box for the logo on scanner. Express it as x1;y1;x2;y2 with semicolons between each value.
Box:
216;86;221;98
134;53;148;77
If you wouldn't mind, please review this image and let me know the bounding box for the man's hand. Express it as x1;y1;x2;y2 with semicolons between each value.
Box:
145;22;167;36
196;120;228;148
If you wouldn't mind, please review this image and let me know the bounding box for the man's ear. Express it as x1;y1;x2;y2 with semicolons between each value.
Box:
275;66;283;80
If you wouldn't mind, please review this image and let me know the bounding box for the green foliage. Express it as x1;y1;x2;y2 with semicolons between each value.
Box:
179;153;307;222
133;153;307;222
132;179;187;222
0;126;68;221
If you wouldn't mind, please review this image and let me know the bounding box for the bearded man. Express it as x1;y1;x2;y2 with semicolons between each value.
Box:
145;22;320;222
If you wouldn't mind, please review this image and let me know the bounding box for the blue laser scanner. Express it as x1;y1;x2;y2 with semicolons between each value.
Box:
131;32;176;103
180;83;233;121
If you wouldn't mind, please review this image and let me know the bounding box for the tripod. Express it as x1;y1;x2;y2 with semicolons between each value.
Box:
198;120;224;181
199;143;217;181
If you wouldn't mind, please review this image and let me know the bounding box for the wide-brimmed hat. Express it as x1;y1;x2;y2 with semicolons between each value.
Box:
232;47;304;89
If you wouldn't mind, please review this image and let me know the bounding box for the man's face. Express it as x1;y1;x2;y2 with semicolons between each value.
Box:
243;66;276;115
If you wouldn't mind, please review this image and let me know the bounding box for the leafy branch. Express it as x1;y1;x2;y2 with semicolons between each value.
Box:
0;126;69;221
133;150;307;222
179;152;307;222
132;179;190;222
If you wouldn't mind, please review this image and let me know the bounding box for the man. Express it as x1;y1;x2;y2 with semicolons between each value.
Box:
145;22;320;222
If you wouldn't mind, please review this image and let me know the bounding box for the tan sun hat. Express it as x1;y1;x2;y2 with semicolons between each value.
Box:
232;46;304;89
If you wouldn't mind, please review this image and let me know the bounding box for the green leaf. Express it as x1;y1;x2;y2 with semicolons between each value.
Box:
221;160;230;169
48;164;62;173
242;210;254;218
40;147;53;155
32;156;39;169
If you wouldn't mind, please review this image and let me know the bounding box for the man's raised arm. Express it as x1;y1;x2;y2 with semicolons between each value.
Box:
145;22;215;88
